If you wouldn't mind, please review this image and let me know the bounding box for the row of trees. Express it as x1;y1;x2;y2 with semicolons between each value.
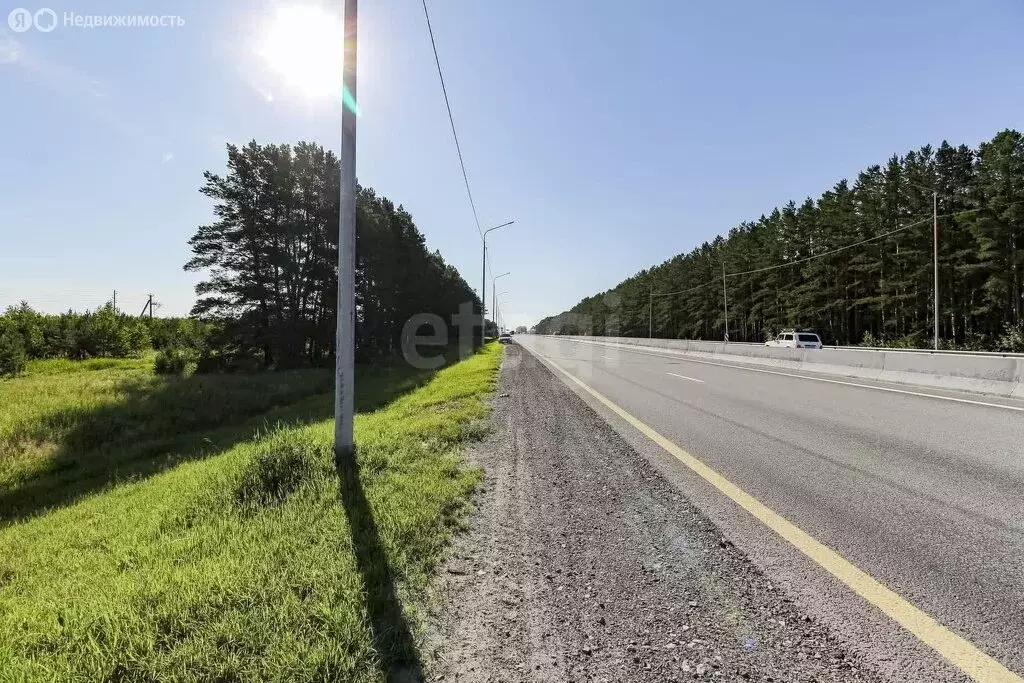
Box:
0;303;180;360
0;303;212;376
186;141;481;369
537;130;1024;350
1;141;483;376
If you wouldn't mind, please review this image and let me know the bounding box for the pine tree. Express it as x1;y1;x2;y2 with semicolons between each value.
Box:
536;129;1024;350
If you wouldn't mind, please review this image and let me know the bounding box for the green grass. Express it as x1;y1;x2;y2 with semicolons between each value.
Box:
0;356;335;497
0;344;502;682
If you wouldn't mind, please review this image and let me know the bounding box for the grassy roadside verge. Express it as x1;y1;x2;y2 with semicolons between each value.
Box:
0;343;501;682
0;356;335;505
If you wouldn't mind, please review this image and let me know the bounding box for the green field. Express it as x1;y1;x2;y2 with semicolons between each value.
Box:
0;345;501;682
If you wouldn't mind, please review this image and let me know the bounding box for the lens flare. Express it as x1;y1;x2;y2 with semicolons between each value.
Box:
257;4;356;109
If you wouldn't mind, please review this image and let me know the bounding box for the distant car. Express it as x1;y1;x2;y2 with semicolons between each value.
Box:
498;332;513;344
766;331;822;349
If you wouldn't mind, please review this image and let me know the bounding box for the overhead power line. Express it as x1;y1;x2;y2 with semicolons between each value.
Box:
725;215;935;279
651;279;716;299
725;202;1024;279
650;203;1022;299
420;0;483;241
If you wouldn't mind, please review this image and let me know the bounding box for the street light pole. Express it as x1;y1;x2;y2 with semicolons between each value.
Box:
335;0;358;461
722;261;729;342
496;290;510;333
905;181;942;350
933;190;939;351
481;220;514;345
493;271;510;336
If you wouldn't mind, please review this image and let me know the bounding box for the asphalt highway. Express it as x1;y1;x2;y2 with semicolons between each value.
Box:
516;334;1024;682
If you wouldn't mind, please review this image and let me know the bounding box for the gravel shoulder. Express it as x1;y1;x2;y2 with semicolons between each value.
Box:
426;343;883;682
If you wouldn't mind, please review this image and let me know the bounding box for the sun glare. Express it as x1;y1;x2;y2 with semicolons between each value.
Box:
257;6;345;99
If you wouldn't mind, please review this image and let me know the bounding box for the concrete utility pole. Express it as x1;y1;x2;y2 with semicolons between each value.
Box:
722;262;729;342
139;294;154;319
481;220;514;345
481;251;485;342
493;271;510;336
648;289;653;339
906;181;942;350
496;290;510;333
112;290;117;313
335;0;358;461
933;190;939;351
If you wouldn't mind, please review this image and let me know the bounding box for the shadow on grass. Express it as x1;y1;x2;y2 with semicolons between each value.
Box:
0;358;445;526
336;451;424;682
330;344;499;681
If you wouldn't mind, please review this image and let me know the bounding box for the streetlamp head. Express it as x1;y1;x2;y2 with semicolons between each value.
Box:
483;220;515;238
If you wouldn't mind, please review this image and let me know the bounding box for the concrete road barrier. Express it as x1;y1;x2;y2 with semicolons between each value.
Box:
801;348;886;381
877;350;1024;397
558;335;1024;399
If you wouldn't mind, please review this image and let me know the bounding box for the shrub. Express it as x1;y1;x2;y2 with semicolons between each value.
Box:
999;322;1024;353
0;331;27;378
0;303;200;361
233;435;330;508
3;303;44;357
889;332;924;349
194;348;263;374
120;319;152;357
938;334;995;352
153;347;197;375
859;331;924;349
145;317;214;351
859;331;881;348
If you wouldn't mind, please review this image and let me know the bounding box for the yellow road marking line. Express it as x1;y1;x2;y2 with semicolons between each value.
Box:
538;350;1022;683
667;372;704;383
571;338;1024;413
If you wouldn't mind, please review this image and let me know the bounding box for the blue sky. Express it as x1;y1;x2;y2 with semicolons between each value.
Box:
2;0;1023;329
